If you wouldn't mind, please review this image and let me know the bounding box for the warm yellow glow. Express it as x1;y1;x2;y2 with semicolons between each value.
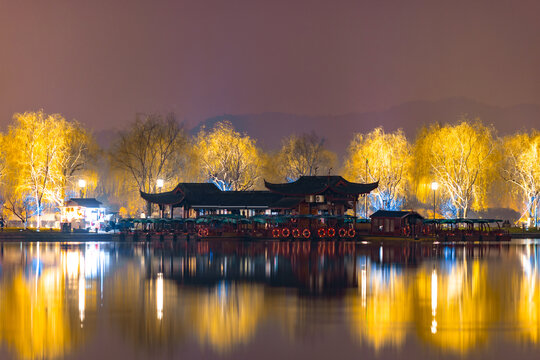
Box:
431;181;439;191
193;284;264;353
510;251;540;343
65;250;82;279
361;267;367;308
348;266;412;351
1;110;97;228
414;120;498;217
156;273;164;320
195;121;261;190
0;270;75;359
501;131;540;222
344;127;411;209
431;269;438;334
79;274;86;324
415;261;494;354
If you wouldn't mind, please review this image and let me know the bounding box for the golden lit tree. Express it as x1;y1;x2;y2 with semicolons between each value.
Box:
57;121;98;201
195;121;261;191
414;119;498;218
112;113;191;214
344;127;411;211
501;131;540;224
1;111;95;228
277;132;337;181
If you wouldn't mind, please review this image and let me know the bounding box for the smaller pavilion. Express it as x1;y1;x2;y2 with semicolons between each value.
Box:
370;210;424;236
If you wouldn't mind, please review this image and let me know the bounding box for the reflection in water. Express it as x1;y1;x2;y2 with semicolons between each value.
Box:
193;283;264;352
349;260;412;351
513;244;540;343
415;260;496;354
0;241;539;359
0;243;93;359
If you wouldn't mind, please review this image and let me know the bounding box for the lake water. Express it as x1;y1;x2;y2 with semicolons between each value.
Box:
0;239;540;359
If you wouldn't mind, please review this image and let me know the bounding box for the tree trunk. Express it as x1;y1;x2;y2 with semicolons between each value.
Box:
36;199;41;229
146;201;152;218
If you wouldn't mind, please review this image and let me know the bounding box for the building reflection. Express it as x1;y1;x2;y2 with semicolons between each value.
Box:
0;241;539;358
0;243;102;359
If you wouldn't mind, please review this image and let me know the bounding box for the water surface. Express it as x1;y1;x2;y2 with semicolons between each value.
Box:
0;239;539;359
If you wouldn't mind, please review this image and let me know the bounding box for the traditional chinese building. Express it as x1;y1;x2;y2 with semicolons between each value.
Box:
140;176;378;218
264;176;378;216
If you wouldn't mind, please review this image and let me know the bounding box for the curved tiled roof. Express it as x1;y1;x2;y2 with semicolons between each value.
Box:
264;176;378;196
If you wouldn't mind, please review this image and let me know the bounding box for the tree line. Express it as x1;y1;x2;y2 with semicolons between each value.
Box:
0;110;538;227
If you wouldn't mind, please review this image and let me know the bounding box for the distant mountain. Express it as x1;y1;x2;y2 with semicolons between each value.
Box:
190;97;540;158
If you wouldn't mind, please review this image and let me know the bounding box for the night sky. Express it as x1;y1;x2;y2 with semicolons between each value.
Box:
1;0;539;136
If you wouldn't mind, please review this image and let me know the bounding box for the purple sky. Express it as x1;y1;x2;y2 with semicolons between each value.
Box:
1;0;539;132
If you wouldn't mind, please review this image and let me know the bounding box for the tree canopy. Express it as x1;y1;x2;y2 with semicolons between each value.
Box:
344;127;411;211
277;132;336;182
414;119;498;218
195;121;261;191
1;111;95;228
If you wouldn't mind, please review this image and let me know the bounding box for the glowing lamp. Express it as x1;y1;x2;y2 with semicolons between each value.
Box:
156;179;164;189
78;179;86;188
431;181;439;191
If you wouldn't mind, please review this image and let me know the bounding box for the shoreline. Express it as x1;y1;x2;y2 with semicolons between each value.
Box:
0;232;535;242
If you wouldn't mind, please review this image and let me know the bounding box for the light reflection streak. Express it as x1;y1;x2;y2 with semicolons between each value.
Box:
157;273;163;320
431;268;437;334
79;274;86;324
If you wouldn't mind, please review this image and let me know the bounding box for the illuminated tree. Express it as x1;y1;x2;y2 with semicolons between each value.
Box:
195;121;261;191
277;132;336;181
414;119;497;218
344;127;411;211
501;131;540;224
57;121;98;201
113;113;190;214
1;111;94;228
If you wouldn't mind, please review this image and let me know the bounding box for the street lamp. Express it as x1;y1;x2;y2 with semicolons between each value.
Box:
156;179;164;192
156;179;164;218
431;181;439;219
78;179;86;198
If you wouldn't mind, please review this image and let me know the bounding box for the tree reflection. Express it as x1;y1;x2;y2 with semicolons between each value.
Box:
104;263;189;351
414;260;497;354
348;262;412;351
510;246;540;343
191;283;264;353
0;269;83;359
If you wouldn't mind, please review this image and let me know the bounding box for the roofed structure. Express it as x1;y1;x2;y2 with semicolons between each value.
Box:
370;210;424;235
65;198;103;208
140;176;378;218
264;176;378;196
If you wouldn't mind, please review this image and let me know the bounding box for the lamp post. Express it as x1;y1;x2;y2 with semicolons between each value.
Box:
156;179;164;218
431;181;439;219
365;158;368;218
78;179;86;198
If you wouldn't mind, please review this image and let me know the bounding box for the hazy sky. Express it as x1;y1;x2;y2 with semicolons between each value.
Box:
1;0;539;131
